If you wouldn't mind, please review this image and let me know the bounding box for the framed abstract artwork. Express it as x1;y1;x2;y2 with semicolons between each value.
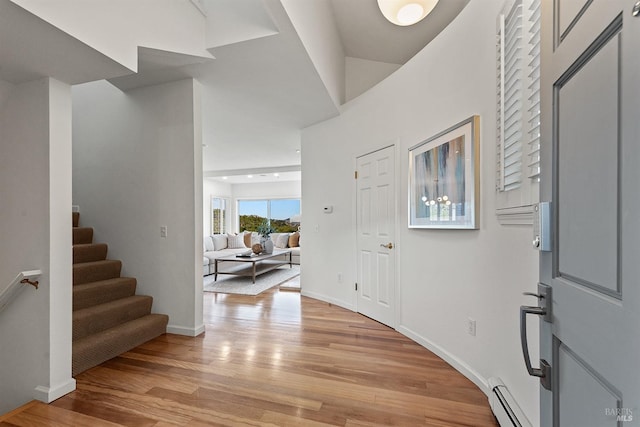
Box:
408;116;480;229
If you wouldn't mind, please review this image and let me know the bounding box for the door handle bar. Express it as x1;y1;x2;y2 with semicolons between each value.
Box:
519;284;553;391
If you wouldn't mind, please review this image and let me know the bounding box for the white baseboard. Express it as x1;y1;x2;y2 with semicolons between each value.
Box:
397;325;490;396
33;378;76;403
167;323;205;337
300;290;355;311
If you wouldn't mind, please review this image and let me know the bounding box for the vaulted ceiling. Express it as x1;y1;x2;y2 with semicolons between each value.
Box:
0;0;469;181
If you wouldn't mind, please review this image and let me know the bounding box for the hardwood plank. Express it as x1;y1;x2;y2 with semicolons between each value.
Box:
1;288;498;426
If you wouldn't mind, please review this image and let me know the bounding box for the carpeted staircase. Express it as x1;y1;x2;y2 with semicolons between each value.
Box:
72;212;168;376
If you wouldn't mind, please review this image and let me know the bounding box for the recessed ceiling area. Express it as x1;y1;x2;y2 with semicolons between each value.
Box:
207;170;301;185
331;0;468;65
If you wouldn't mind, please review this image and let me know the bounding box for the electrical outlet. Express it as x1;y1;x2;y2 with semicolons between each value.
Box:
160;226;167;238
466;318;476;336
337;273;343;283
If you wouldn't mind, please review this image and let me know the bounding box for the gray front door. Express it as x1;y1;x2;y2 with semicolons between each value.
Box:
538;1;640;426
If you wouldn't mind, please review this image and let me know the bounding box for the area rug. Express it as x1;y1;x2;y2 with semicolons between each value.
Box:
203;265;300;295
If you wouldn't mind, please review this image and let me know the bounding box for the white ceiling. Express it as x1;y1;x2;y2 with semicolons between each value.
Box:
207;170;301;185
1;0;469;183
199;0;469;182
331;0;468;65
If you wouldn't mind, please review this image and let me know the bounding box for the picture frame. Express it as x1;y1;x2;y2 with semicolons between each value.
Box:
408;116;480;229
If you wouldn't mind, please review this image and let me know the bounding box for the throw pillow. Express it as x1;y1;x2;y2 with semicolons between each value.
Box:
204;236;215;251
243;232;252;248
212;234;228;251
275;233;290;249
288;231;300;248
251;232;261;246
227;233;246;249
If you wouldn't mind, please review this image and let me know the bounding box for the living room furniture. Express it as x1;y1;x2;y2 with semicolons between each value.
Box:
214;250;293;283
203;232;300;276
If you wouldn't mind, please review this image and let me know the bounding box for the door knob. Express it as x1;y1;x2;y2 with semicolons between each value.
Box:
380;243;393;249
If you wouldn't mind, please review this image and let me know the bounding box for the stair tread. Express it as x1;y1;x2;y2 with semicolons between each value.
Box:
73;259;120;267
73;277;136;289
72;314;168;376
74;294;152;316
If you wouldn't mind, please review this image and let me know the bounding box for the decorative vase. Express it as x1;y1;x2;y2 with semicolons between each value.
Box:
261;236;274;254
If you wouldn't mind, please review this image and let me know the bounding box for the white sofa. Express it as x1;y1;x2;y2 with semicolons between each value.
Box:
203;232;300;276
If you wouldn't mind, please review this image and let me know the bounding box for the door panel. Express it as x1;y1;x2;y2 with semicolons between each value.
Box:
539;1;639;426
356;146;396;327
376;184;390;236
360;251;372;300
556;339;621;427
556;28;620;297
556;0;592;42
376;252;390;306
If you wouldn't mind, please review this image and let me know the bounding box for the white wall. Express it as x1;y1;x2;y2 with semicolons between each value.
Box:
73;78;204;337
345;56;401;103
232;180;301;200
0;78;75;413
301;2;539;425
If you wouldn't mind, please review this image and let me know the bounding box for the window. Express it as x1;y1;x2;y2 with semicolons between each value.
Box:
238;199;300;233
211;197;228;234
495;0;541;224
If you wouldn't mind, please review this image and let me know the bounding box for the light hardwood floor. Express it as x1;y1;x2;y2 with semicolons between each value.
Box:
1;286;498;426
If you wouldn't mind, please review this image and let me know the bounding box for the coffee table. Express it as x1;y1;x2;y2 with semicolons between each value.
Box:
213;249;293;284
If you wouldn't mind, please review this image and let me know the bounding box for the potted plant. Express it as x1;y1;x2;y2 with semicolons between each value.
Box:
256;219;276;254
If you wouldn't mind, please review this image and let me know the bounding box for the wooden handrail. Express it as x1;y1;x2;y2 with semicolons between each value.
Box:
0;270;42;314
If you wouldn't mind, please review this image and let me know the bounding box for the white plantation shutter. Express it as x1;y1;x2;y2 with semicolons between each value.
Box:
495;0;540;222
497;0;524;192
526;0;541;181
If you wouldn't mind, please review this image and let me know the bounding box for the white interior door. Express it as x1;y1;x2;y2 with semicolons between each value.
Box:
356;146;396;327
534;1;640;425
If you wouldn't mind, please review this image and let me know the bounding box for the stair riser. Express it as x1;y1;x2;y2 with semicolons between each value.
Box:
73;278;137;311
73;260;122;285
73;244;108;264
73;227;93;245
73;296;153;341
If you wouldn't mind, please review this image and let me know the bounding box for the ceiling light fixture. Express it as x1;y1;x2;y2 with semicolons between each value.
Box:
377;0;439;26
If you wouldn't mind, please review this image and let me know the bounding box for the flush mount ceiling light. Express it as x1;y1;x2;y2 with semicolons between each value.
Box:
377;0;439;26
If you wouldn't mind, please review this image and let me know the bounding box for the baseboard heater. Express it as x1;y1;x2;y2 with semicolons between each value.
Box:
488;377;532;427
